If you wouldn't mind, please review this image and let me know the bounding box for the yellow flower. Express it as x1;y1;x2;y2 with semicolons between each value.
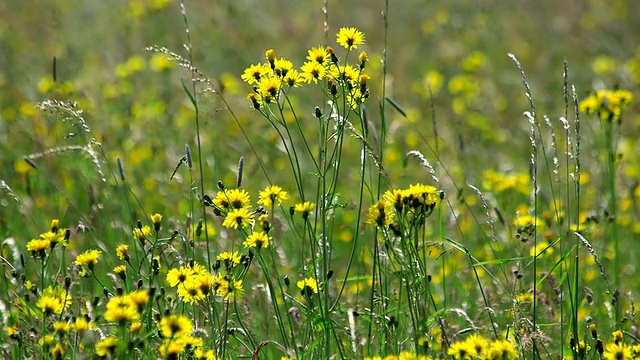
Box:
37;295;64;316
297;276;319;295
243;231;270;250
151;213;163;231
26;238;50;258
579;89;633;122
274;58;293;77
222;278;244;300
283;69;303;88
294;201;316;220
241;63;272;85
306;46;329;65
73;316;93;333
195;272;215;296
336;27;365;50
217;251;242;268
265;49;277;64
366;200;395;228
487;339;518;360
160;314;193;338
214;189;252;210
116;244;130;261
464;334;489;357
258;76;282;103
53;321;70;336
104;295;139;325
604;342;632;360
258;185;289;208
133;225;151;241
448;339;473;359
358;51;369;68
160;338;187;357
95;336;118;357
301;61;326;84
128;290;149;312
222;208;254;229
75;249;102;269
166;266;196;288
113;265;127;279
50;343;64;359
178;282;205;304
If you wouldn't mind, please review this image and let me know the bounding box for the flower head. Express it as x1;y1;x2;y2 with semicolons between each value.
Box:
301;61;326;84
297;276;319;295
336;27;365;50
96;336;118;357
217;251;242;269
306;46;329;65
258;185;290;208
160;314;193;338
37;295;64;316
294;201;316;220
214;189;251;210
222;208;254;229
579;89;633;122
75;249;101;268
116;244;130;261
167;266;196;288
243;231;270;250
241;63;272;85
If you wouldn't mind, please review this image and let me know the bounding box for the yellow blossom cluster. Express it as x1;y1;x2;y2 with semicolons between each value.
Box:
579;89;633;122
241;27;371;110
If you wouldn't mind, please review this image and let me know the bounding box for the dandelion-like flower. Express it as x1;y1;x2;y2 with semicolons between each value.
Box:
366;200;395;228
301;61;326;84
151;213;163;232
95;336;118;357
336;27;365;50
604;342;632;360
243;231;270;250
283;69;303;88
297;276;319;295
258;76;282;103
579;89;633;122
258;185;289;208
217;251;242;268
222;278;244;300
37;295;64;316
294;201;316;220
133;225;151;242
116;244;129;261
160;314;193;338
166;266;196;288
241;63;272;85
26;238;50;259
487;339;518;360
222;208;254;229
75;249;101;269
104;295;139;325
306;46;329;65
214;188;251;210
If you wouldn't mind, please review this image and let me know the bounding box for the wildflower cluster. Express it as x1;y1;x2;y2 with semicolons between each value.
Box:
573;327;640;360
25;219;69;259
166;260;242;303
367;183;443;232
241;27;371;110
579;89;633;122
447;334;518;360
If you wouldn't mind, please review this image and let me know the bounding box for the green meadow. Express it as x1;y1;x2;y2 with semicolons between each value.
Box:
1;0;639;358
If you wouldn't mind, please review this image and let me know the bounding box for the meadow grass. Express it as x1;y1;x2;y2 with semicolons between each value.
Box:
1;1;639;359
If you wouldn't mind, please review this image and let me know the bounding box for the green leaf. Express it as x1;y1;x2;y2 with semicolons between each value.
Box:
385;97;407;118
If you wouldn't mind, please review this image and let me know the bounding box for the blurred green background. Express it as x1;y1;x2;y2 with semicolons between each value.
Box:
1;0;639;260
